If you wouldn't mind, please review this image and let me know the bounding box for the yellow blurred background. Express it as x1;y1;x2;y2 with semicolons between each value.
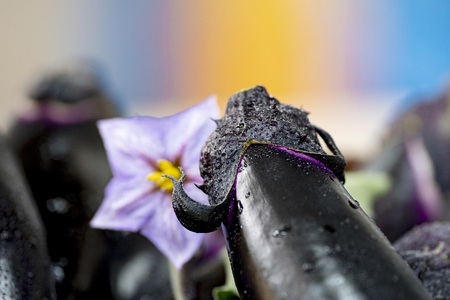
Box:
1;1;449;161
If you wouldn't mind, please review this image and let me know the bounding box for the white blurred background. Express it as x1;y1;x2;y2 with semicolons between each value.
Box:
1;1;449;161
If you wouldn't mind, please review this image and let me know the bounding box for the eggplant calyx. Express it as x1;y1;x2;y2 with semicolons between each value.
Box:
165;168;230;233
313;125;346;183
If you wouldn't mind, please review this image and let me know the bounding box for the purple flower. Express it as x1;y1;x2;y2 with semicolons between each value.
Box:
90;96;221;269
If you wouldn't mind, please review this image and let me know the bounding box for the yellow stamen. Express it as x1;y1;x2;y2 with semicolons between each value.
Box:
147;159;182;192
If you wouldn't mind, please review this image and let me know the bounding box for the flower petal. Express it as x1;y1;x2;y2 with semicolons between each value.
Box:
159;96;220;162
92;179;205;269
140;184;205;269
182;181;209;205
91;176;161;232
198;229;225;263
98;117;168;177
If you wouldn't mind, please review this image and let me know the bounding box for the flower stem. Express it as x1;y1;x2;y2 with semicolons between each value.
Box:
168;261;184;300
168;261;196;300
212;250;240;299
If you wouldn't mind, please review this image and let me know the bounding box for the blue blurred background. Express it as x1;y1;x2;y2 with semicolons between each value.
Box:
1;1;449;159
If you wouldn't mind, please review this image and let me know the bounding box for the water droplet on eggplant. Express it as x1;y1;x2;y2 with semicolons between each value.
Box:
348;198;360;209
323;224;336;234
237;200;244;214
302;262;315;273
272;225;292;238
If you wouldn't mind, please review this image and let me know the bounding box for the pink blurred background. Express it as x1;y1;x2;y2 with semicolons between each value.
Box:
1;1;449;160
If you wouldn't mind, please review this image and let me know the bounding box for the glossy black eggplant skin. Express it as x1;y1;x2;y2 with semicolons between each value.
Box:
8;120;114;298
0;135;56;299
223;144;431;300
7;64;176;298
8;120;175;300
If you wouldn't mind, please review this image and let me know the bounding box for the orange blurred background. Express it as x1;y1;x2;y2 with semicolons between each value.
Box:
1;1;449;160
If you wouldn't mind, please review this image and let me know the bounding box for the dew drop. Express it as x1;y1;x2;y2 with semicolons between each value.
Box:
0;231;11;241
323;224;335;234
302;262;315;273
245;191;250;198
237;200;244;214
348;198;360;209
272;225;291;238
52;265;65;282
47;197;70;214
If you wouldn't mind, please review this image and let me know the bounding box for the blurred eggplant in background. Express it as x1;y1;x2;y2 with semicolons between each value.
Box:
0;134;56;299
106;233;173;300
366;85;450;241
7;62;173;299
394;222;450;299
7;62;118;298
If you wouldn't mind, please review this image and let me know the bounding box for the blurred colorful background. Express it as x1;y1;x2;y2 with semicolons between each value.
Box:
1;1;450;160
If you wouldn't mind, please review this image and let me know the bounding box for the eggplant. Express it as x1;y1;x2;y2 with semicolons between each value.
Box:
224;144;431;299
394;222;450;299
367;87;450;241
171;86;346;234
107;232;173;300
6;64;119;298
0;135;56;299
170;86;432;299
8;64;178;299
8;63;173;299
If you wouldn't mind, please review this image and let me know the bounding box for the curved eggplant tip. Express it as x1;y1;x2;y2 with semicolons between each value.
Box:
313;125;346;183
165;168;230;233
